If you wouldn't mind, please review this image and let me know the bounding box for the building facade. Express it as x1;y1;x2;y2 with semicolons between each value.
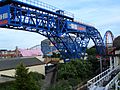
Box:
0;47;43;59
0;57;45;77
41;39;57;55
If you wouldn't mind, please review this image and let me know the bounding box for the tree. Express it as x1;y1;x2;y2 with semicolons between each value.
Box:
86;47;97;55
29;72;44;89
47;80;72;90
14;63;39;90
57;59;93;88
87;56;100;75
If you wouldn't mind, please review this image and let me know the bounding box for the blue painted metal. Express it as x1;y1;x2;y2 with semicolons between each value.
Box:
67;21;86;32
87;27;105;55
0;5;10;26
0;0;105;61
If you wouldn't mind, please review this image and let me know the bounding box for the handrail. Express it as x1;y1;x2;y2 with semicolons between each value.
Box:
87;66;120;89
87;68;111;87
17;0;74;18
105;72;120;90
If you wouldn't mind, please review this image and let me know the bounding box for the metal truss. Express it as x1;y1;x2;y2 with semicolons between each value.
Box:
87;27;105;55
0;0;105;61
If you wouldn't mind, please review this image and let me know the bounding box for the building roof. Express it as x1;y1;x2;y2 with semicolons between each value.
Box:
19;48;43;57
0;49;7;52
0;57;44;71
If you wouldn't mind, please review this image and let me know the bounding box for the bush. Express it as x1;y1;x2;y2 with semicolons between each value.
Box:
0;81;15;90
57;59;93;87
47;80;72;90
29;72;45;89
0;64;44;90
14;63;39;90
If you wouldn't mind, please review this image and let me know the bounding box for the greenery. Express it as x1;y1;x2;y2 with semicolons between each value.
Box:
0;46;101;90
87;56;100;75
46;56;99;90
55;59;93;89
46;80;72;90
48;47;101;89
86;47;102;75
14;63;39;90
58;60;93;80
0;63;44;90
0;81;15;90
29;72;44;89
86;47;97;55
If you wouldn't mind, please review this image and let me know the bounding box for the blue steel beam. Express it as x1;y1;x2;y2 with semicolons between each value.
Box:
87;27;105;55
0;0;105;61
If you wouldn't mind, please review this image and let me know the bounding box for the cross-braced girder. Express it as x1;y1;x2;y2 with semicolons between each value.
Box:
0;0;105;61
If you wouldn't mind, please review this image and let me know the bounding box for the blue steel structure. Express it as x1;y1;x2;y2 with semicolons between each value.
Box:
0;0;105;61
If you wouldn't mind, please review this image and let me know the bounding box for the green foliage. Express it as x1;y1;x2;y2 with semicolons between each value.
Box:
46;80;72;90
0;65;44;90
14;63;39;90
86;47;100;75
29;72;44;80
57;59;93;87
87;56;100;73
67;78;81;88
86;47;97;55
0;81;15;90
29;72;44;89
58;63;77;80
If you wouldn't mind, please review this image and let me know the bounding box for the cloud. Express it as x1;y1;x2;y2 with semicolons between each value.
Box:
70;4;120;34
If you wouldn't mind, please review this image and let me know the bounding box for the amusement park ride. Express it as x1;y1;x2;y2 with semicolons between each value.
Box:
0;0;114;61
0;0;119;90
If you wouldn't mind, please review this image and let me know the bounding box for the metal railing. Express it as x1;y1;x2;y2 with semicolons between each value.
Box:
105;72;120;90
87;66;120;90
115;80;120;90
87;68;111;89
74;18;94;27
17;0;74;18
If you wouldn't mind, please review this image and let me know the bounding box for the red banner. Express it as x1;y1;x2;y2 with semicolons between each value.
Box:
0;20;8;25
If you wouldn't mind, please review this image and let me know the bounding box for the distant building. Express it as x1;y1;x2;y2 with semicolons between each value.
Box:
18;48;43;57
0;49;17;58
41;36;75;56
41;39;57;55
0;47;43;58
0;57;45;78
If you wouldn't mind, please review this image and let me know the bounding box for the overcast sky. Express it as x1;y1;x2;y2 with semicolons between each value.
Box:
0;0;120;50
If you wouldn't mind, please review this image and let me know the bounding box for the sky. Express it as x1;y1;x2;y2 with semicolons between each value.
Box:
0;0;120;50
